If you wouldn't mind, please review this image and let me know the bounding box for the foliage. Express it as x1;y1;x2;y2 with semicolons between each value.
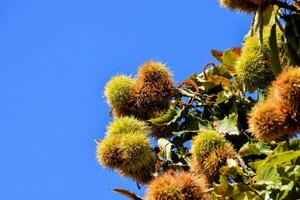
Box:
96;1;300;200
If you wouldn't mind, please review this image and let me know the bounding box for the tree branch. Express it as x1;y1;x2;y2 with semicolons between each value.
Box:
177;88;202;102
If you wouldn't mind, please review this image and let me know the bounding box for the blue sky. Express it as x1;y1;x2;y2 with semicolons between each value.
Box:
0;1;251;199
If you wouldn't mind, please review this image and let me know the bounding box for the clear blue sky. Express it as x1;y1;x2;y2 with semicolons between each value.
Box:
0;1;251;199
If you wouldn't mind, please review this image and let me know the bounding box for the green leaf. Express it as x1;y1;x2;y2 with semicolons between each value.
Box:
211;48;241;68
222;48;241;67
213;175;234;196
216;90;233;104
220;165;245;179
207;75;231;89
208;64;235;78
249;160;264;170
239;142;272;157
269;24;282;76
213;177;261;200
189;73;199;84
255;164;281;186
231;191;261;200
273;139;300;153
263;151;300;166
180;110;209;132
149;106;185;125
149;106;177;124
214;112;239;135
277;165;300;184
278;181;295;200
282;14;300;65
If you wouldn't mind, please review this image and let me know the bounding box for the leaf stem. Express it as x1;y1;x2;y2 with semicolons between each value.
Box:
202;62;216;80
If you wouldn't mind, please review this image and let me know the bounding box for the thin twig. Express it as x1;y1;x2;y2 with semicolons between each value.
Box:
236;155;254;177
177;88;202;101
202;62;216;80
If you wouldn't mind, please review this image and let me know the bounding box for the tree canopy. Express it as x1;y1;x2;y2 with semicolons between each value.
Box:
97;1;300;199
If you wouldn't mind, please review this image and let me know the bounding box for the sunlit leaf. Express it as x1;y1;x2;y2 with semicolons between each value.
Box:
207;75;231;89
263;151;300;166
214;112;240;135
206;64;235;78
211;48;241;68
239;142;272;157
216;90;233;104
149;106;185;125
273;139;300;153
255;164;281;186
231;191;261;200
249;160;264;170
213;175;234;196
222;48;241;67
158;138;174;161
